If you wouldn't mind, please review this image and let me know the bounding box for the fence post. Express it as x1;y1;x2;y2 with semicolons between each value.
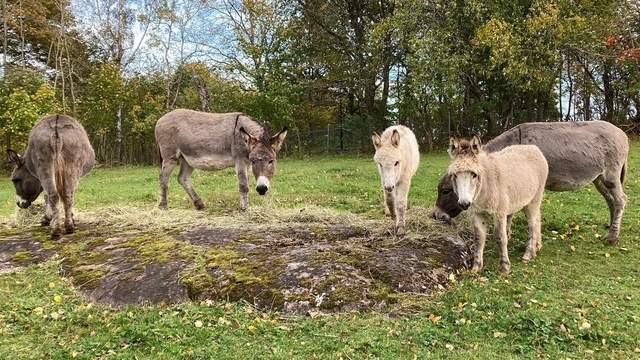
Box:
327;124;330;152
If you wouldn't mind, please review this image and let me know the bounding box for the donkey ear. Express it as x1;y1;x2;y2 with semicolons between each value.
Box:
6;149;23;166
371;132;382;150
390;129;401;148
239;127;259;151
270;126;288;152
447;134;459;158
470;134;482;154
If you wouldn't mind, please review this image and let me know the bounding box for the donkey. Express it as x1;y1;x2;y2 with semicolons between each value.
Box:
155;109;287;211
448;134;548;274
433;121;628;245
7;114;95;239
372;125;420;237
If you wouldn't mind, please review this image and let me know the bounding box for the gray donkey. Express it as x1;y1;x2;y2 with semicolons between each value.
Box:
155;109;287;211
7;114;95;239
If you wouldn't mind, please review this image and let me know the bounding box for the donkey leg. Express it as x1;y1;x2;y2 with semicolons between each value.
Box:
593;175;627;245
158;157;178;209
493;214;511;274
235;162;251;211
384;189;395;218
471;213;488;273
177;161;205;210
521;203;543;262
62;177;81;234
40;179;61;239
394;180;410;237
42;193;52;226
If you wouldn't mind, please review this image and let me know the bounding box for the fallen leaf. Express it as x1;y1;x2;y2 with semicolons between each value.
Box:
570;246;576;252
605;253;611;258
445;343;454;351
579;322;591;330
194;320;203;328
493;331;506;338
428;314;441;324
513;302;521;308
53;295;62;303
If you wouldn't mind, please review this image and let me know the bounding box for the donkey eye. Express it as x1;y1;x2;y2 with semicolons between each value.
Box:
394;161;399;166
472;173;478;179
268;159;274;165
442;189;451;195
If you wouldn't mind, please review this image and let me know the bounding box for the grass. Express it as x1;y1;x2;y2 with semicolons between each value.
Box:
1;141;639;359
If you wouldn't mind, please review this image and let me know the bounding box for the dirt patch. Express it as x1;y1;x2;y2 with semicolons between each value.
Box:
0;206;473;315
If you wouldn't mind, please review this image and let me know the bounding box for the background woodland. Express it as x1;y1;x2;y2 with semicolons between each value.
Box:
1;0;640;164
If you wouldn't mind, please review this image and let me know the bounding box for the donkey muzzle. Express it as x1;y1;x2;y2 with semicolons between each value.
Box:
458;200;470;210
256;176;270;195
16;196;32;209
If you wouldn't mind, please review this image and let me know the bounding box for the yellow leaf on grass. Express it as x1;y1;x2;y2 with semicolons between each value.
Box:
194;320;203;328
605;253;611;258
428;314;441;324
493;331;506;338
53;295;62;303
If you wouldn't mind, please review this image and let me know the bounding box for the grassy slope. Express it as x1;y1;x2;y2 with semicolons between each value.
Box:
0;141;639;359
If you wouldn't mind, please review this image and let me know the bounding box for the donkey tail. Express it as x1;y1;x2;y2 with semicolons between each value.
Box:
51;115;66;201
620;158;628;186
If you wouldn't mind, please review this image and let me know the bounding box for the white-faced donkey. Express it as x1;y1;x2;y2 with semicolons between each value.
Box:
447;134;548;274
372;125;419;237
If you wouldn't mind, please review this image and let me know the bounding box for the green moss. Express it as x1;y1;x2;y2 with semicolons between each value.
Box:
310;225;325;236
234;233;261;242
369;284;390;301
70;268;107;290
11;251;32;263
115;233;191;264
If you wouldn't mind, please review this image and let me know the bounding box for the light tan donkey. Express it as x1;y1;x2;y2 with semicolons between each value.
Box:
372;125;420;237
447;134;548;274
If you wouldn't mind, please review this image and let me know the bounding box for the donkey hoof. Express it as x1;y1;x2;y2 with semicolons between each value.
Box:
50;230;62;240
65;226;75;235
603;235;619;246
395;226;406;237
194;200;206;210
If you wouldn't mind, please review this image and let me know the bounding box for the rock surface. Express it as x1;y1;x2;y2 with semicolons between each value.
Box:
0;221;472;315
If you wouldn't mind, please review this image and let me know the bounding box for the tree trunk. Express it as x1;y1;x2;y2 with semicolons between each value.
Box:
114;107;123;162
192;72;210;112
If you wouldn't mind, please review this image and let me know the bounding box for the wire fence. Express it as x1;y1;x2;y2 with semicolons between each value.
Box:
280;126;373;157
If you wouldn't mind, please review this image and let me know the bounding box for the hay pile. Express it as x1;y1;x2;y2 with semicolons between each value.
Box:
2;201;471;239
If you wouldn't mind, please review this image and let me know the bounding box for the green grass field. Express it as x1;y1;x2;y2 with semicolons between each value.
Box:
0;141;639;359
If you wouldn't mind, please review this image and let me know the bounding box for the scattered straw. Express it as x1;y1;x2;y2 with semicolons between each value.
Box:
1;202;471;239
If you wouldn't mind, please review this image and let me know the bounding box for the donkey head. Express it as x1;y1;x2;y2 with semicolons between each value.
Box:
431;173;464;223
372;129;403;193
7;149;43;209
239;126;288;195
447;133;483;210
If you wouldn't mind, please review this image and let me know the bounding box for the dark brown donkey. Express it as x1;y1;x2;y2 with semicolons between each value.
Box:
432;121;628;245
7;114;95;239
155;109;287;211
